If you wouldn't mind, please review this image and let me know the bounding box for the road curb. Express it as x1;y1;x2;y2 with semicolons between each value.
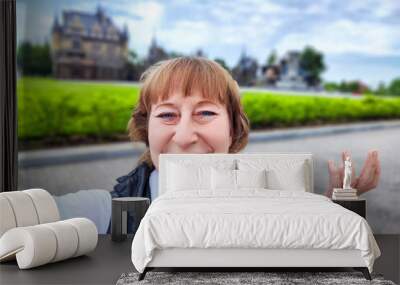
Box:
249;120;400;143
19;120;400;168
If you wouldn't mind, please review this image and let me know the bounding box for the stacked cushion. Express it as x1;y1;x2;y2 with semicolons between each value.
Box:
0;189;98;269
0;189;59;236
0;218;97;269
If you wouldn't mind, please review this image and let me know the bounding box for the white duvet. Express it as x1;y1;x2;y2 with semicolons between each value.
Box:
131;190;380;273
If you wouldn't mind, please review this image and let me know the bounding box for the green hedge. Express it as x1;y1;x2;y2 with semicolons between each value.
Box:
18;77;139;140
18;77;400;140
242;92;400;128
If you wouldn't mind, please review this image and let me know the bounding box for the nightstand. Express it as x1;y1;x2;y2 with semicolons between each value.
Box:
332;198;366;218
111;197;150;242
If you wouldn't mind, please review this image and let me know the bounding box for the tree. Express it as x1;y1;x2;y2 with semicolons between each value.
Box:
266;50;277;65
324;82;339;92
388;77;400;96
339;80;359;93
214;58;230;73
17;41;52;76
299;46;325;87
128;50;139;65
17;42;32;73
375;82;387;95
125;49;146;81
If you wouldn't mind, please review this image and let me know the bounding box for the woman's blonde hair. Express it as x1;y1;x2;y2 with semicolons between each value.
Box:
128;56;250;167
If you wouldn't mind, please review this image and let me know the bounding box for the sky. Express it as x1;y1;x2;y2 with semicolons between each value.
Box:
17;0;400;88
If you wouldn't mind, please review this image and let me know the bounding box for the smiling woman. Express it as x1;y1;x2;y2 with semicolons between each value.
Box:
109;57;250;233
129;56;250;170
148;91;233;169
110;57;250;221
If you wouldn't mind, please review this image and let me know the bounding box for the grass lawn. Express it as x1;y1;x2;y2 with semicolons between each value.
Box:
18;77;400;146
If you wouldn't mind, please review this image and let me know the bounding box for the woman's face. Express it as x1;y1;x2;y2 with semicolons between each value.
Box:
148;90;232;170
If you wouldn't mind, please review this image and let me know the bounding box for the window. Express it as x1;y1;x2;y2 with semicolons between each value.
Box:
72;39;80;50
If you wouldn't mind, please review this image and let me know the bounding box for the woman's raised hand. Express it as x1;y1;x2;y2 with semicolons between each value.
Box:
353;150;381;195
326;150;381;197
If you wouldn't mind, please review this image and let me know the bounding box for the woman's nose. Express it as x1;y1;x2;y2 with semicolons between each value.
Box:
172;116;198;148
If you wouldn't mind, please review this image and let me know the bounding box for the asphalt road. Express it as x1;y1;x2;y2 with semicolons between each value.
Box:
18;121;400;234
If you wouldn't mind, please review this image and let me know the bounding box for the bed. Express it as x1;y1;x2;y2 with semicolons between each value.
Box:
130;153;381;281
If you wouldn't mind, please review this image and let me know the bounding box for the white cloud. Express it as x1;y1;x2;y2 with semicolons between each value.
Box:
159;20;211;53
157;13;283;60
303;1;330;15
276;19;400;56
107;0;286;59
253;1;287;14
61;1;96;13
112;1;164;56
345;0;400;18
210;0;292;23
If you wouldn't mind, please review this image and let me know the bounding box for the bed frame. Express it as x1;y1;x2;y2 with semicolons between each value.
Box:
141;248;371;280
138;153;371;281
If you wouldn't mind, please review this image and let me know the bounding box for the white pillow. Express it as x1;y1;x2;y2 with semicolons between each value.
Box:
167;162;211;191
237;159;307;191
166;158;236;171
211;168;268;190
236;169;267;189
211;168;236;190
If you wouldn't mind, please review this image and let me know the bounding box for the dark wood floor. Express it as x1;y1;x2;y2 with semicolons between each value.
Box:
0;234;398;284
373;234;400;284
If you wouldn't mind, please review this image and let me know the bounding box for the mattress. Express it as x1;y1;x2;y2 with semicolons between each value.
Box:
131;190;381;273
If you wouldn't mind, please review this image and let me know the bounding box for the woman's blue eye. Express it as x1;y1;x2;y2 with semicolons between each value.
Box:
198;111;216;116
156;113;177;119
156;111;216;122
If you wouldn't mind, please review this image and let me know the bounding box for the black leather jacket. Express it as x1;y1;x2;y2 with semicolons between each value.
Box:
110;162;154;200
107;162;154;233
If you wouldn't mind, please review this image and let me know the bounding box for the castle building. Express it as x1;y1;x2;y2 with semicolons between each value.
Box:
51;7;129;80
262;51;308;89
276;51;307;89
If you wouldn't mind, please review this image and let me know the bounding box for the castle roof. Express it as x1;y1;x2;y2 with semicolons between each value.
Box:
53;8;128;42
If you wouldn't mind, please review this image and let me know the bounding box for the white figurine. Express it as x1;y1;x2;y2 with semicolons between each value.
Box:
343;156;352;189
